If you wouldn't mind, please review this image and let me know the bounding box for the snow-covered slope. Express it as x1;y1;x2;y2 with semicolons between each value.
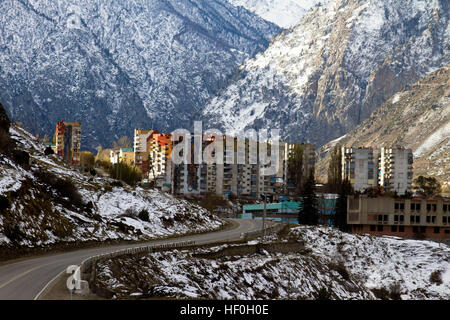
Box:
228;0;328;28
0;124;223;248
203;0;449;147
0;0;279;151
92;225;450;300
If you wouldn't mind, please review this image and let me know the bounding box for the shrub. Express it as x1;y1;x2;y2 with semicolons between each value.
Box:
138;209;150;222
0;195;10;212
314;287;332;300
44;146;54;155
372;287;390;300
12;149;30;168
430;270;443;285
389;282;402;300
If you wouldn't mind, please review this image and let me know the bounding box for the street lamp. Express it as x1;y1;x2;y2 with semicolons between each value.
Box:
261;194;267;242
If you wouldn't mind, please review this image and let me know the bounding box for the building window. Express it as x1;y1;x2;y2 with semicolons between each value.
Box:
410;215;414;223
432;216;436;224
370;225;376;232
391;226;397;232
384;215;388;222
427;216;431;223
399;226;404;232
413;226;418;233
394;215;398;222
377;225;383;232
378;215;383;222
410;203;420;211
434;227;440;234
443;204;448;212
443;217;448;224
420;226;426;233
399;215;404;223
415;216;421;223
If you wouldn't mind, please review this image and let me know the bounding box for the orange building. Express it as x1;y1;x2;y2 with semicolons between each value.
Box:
55;121;81;166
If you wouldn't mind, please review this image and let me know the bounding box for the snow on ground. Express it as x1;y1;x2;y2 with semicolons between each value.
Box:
414;122;450;157
94;225;450;300
292;226;450;300
0;125;223;247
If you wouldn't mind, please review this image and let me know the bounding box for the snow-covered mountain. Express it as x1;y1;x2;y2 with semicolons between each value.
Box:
227;0;328;28
0;0;279;151
203;0;449;147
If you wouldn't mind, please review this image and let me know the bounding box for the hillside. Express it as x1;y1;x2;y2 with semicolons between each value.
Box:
228;0;328;28
0;110;223;253
0;0;279;151
203;0;449;147
316;66;450;193
92;225;450;300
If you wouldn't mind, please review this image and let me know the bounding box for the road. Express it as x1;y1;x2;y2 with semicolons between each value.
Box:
0;218;263;300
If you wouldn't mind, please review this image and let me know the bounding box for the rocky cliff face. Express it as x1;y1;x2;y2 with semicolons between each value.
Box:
0;0;279;150
203;0;449;147
316;66;450;193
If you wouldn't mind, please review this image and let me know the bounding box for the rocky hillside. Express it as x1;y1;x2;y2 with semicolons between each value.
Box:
0;104;223;251
316;66;449;193
93;225;450;300
0;0;279;151
228;0;328;28
203;0;449;147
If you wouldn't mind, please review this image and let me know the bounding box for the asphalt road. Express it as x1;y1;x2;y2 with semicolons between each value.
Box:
0;218;263;300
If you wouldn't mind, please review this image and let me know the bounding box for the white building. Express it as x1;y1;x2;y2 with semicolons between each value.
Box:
342;147;377;192
379;147;413;195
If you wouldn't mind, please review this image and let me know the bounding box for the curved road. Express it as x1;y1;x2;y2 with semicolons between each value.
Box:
0;219;263;300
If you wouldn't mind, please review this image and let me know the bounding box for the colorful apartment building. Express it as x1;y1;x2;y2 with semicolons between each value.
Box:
347;196;450;239
110;148;135;167
148;132;172;187
55;121;81;166
133;129;156;175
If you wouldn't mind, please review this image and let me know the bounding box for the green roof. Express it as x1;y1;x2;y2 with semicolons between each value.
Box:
121;147;134;152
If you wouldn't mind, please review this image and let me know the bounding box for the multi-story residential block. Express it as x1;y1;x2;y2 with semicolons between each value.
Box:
110;148;134;166
55;121;81;166
341;147;377;192
148;132;172;187
133;129;155;175
379;147;413;195
347;196;450;239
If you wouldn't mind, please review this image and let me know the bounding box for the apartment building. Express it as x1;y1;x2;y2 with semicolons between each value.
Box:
147;132;172;187
347;196;450;239
133;129;156;175
379;147;413;195
342;147;377;192
170;135;298;199
55;121;81;166
110;148;134;166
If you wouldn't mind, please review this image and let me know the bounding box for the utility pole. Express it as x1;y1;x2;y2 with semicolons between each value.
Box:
262;194;266;242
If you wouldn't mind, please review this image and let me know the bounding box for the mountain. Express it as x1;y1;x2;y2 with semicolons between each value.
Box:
203;0;449;147
0;0;279;151
0;104;222;254
316;66;450;193
227;0;328;28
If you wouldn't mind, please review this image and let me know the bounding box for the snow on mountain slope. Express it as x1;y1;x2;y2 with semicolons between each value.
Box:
228;0;328;28
92;225;450;300
0;0;279;151
203;0;449;147
0;124;223;248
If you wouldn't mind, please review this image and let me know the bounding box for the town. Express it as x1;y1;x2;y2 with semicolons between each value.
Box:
43;120;450;240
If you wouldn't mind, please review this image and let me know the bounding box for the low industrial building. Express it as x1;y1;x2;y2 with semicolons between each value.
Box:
347;196;450;239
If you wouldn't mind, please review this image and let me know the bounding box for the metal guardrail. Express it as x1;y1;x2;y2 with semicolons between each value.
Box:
71;223;284;295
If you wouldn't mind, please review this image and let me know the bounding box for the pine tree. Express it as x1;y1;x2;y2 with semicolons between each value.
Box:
298;171;318;225
288;143;304;196
334;179;353;231
327;145;342;193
